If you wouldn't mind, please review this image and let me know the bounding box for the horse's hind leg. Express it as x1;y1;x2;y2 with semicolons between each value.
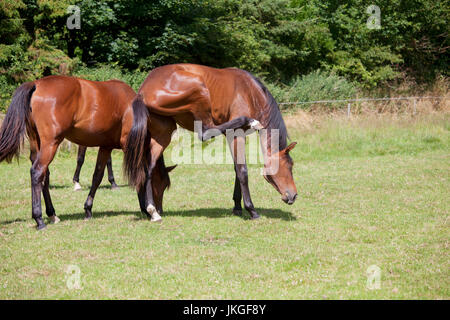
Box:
137;181;150;218
106;156;118;189
143;131;173;222
73;145;86;191
43;169;59;223
30;141;60;230
143;149;160;222
83;147;112;219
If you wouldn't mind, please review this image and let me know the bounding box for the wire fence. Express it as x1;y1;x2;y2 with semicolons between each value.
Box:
1;95;449;152
0;96;447;120
279;96;448;117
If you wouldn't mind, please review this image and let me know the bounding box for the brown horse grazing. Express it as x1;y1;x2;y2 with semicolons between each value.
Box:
0;76;176;230
124;63;297;220
72;145;118;191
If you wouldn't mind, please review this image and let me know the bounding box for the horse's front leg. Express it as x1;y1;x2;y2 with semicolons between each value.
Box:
137;166;164;220
232;171;243;216
235;163;260;219
137;181;150;218
227;135;260;219
143;144;164;222
137;163;164;220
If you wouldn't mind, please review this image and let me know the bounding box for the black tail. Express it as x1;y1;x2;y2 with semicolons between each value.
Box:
123;94;150;188
0;82;36;163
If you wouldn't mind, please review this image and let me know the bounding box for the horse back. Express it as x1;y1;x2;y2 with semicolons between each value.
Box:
31;75;135;147
140;64;262;126
186;65;268;123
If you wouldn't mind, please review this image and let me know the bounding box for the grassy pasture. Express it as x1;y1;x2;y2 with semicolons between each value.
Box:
0;113;448;299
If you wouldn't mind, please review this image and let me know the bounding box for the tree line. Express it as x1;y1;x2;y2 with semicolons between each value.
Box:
0;0;448;109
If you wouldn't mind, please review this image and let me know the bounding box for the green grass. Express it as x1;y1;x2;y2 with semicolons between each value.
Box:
0;114;449;299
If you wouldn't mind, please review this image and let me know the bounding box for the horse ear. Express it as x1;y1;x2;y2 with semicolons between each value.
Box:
284;142;297;153
166;165;177;173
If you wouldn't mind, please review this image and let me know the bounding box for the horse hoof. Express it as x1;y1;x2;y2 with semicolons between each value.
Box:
233;209;243;216
49;215;60;224
74;182;82;191
249;119;263;130
111;183;119;190
147;205;162;222
151;215;162;223
250;213;260;220
36;223;47;230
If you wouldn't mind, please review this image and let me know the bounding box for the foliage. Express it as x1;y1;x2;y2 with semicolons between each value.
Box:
311;0;449;87
0;0;448;111
266;70;357;110
73;65;147;91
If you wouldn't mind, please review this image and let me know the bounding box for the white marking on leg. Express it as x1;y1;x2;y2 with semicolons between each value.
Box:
147;204;162;222
249;119;263;130
151;211;162;223
50;215;60;224
74;182;82;191
147;204;156;215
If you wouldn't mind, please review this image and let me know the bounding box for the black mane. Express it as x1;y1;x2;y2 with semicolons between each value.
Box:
245;72;288;150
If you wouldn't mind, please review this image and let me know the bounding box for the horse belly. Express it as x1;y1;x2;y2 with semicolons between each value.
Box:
64;127;120;148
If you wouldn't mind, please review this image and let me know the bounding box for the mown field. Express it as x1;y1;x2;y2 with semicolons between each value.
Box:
0;113;448;299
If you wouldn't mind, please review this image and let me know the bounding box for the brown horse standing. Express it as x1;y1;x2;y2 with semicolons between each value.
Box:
0;76;175;230
124;64;297;220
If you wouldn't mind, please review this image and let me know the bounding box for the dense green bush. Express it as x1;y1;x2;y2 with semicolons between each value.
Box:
1;0;448;112
266;70;357;110
0;77;16;113
73;65;147;92
0;65;147;112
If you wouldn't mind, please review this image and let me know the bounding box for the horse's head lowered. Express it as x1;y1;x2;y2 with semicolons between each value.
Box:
152;163;177;213
263;141;298;205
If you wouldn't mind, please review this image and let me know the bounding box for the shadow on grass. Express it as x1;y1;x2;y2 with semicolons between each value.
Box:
51;207;296;222
164;207;296;221
0;218;27;225
49;184;127;190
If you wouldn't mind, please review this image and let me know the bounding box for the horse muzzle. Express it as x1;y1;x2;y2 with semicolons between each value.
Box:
282;191;297;205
